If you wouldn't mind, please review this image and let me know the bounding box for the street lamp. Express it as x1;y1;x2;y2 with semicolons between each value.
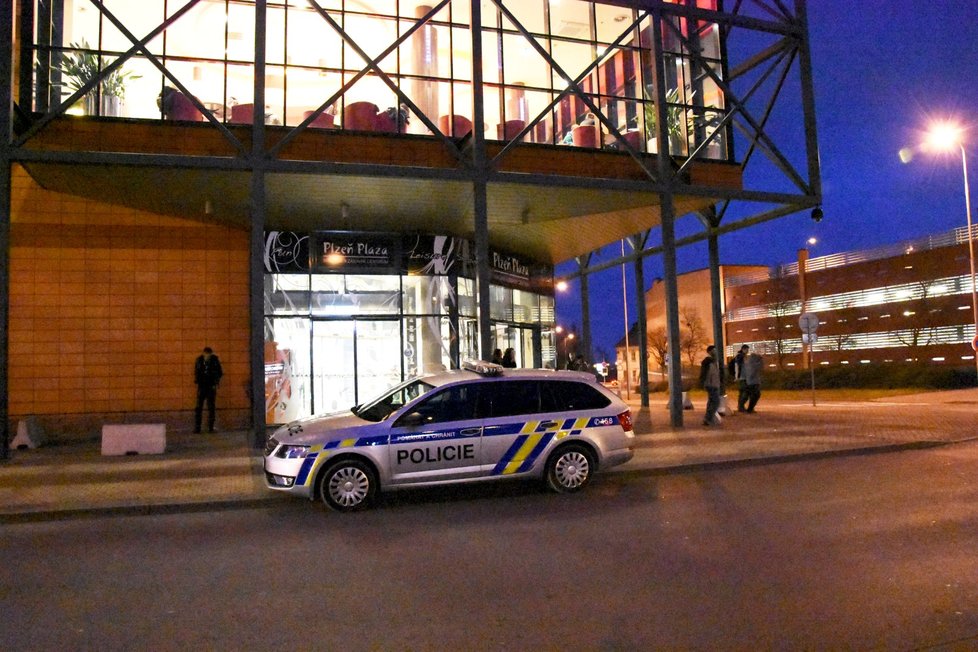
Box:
900;120;978;381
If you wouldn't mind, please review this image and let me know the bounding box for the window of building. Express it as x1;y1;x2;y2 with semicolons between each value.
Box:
36;0;727;158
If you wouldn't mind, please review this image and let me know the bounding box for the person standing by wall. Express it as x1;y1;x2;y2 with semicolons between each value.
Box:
743;351;764;413
193;346;223;433
491;348;504;365
699;345;722;426
501;347;517;368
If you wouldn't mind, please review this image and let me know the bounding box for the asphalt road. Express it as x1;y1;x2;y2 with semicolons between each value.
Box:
3;441;977;651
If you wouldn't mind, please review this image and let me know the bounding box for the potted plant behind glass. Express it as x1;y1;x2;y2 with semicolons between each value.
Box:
643;86;693;155
53;40;140;117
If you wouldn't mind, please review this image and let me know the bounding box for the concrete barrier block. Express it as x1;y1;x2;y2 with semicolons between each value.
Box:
101;424;166;456
12;417;47;449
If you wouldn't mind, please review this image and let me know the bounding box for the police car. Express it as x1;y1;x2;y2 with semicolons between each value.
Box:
264;361;635;511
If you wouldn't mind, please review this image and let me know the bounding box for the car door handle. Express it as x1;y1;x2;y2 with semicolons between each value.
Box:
540;421;559;429
459;427;482;437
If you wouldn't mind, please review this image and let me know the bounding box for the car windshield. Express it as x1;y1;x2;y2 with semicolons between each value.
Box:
352;378;436;422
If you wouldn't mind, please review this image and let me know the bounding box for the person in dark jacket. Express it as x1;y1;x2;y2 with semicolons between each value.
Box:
699;345;721;427
743;351;764;413
501;347;517;368
568;354;589;371
733;344;750;412
491;348;504;365
193;346;223;433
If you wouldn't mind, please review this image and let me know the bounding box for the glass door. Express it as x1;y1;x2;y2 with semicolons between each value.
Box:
491;323;537;368
354;320;402;405
312;319;403;415
313;321;356;414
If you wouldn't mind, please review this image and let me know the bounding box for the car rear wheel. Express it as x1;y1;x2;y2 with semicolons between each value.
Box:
319;459;377;512
545;444;594;493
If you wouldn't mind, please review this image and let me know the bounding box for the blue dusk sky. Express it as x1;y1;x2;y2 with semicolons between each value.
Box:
556;1;978;361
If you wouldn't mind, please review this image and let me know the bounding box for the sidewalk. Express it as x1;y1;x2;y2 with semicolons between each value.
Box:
2;388;976;522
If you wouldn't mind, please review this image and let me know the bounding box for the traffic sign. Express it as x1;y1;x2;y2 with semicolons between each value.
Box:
972;334;978;352
798;312;819;334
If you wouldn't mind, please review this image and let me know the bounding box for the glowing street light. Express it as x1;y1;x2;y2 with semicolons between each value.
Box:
555;327;575;368
900;120;978;382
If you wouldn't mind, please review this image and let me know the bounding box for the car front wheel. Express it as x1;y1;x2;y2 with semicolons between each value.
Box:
319;459;377;512
545;444;594;493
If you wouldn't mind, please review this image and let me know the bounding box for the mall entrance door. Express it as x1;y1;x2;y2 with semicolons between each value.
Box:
492;324;539;368
312;320;402;414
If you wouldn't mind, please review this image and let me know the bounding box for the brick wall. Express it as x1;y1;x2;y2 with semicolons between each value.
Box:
8;165;251;440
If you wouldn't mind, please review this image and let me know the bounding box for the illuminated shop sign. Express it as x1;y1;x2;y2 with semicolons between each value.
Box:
263;231;310;273
491;251;530;284
263;230;553;293
405;234;463;275
313;232;400;273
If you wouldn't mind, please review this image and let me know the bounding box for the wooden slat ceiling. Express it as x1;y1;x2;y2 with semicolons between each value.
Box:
22;161;724;264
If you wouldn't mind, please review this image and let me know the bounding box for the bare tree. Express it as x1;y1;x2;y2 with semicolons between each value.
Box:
764;267;799;370
894;272;946;361
647;326;669;379
826;300;858;352
679;305;707;371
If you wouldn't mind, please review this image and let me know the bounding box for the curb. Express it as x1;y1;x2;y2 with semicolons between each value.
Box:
0;496;285;525
4;438;970;524
609;439;954;481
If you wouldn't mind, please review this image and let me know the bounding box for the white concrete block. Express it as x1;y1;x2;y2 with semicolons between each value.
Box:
12;417;47;449
101;424;167;456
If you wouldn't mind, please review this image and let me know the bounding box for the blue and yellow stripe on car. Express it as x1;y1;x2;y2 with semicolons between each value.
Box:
294;437;362;487
491;416;590;476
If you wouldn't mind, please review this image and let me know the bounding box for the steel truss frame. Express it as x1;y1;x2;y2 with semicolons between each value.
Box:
561;0;821;425
0;0;820;454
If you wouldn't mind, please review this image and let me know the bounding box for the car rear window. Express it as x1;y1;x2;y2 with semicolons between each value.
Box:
542;380;611;411
478;380;540;418
478;379;610;418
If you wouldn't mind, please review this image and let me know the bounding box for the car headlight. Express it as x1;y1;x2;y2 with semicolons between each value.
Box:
276;444;312;459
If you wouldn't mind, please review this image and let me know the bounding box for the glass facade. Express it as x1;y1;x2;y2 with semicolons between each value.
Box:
263;231;553;422
31;0;728;157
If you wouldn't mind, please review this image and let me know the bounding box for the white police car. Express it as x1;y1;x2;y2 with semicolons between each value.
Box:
264;361;635;511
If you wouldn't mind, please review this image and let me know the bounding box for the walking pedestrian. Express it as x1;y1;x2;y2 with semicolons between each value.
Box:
733;344;750;412
569;353;589;371
743;351;764;413
193;346;223;433
699;345;722;426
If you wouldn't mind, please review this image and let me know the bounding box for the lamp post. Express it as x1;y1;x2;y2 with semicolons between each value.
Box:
901;121;978;382
555;326;575;369
620;239;631;401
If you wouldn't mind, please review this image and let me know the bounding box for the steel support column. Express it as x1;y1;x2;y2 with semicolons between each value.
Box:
660;202;683;426
707;226;725;380
248;0;268;448
579;258;592;366
470;0;491;359
796;0;823;203
0;0;11;459
650;7;684;427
